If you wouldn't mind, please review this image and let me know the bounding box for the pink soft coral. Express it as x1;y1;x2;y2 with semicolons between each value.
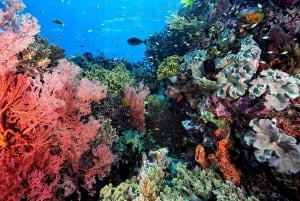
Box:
124;82;150;132
0;60;113;200
0;1;113;199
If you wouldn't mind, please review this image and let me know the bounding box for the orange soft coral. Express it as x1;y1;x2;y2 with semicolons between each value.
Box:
243;11;264;24
195;125;240;185
214;139;240;185
195;144;210;168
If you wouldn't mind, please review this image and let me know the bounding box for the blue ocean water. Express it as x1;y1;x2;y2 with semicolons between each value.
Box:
23;0;180;62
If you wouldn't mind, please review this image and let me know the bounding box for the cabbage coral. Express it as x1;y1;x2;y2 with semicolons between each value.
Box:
249;69;300;110
180;49;207;80
215;36;261;99
244;118;300;174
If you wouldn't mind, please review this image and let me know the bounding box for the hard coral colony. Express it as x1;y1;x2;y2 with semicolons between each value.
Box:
1;0;300;200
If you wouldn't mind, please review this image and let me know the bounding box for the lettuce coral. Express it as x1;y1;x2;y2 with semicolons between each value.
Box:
244;118;300;174
249;69;300;111
180;49;207;80
215;35;261;99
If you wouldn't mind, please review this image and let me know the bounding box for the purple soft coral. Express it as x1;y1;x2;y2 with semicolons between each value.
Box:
234;96;268;116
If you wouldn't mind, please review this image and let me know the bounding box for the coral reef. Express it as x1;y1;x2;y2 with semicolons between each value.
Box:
100;150;258;201
1;0;300;200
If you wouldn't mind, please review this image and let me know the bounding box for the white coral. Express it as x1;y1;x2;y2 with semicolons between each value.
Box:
244;118;300;174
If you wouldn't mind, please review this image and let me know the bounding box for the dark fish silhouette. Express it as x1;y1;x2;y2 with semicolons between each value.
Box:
52;19;64;26
127;37;147;46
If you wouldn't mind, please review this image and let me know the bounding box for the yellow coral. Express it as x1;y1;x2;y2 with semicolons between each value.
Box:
157;55;183;80
135;175;161;201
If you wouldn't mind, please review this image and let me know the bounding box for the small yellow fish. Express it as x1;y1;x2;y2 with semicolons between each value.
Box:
115;65;124;71
181;0;196;8
121;97;130;107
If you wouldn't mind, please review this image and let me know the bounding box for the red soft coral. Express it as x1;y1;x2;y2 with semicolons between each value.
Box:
124;82;150;132
0;60;113;200
0;1;113;199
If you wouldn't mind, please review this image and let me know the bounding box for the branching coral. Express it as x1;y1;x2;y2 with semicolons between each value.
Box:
215;35;261;99
244;118;300;174
100;152;257;201
166;13;205;33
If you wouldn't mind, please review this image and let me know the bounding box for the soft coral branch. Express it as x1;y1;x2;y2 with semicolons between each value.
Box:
0;12;39;72
124;82;150;132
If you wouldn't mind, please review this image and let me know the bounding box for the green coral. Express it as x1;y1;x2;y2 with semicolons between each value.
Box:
200;110;226;127
100;177;139;201
157;55;183;80
86;64;135;93
117;130;145;154
194;76;219;92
